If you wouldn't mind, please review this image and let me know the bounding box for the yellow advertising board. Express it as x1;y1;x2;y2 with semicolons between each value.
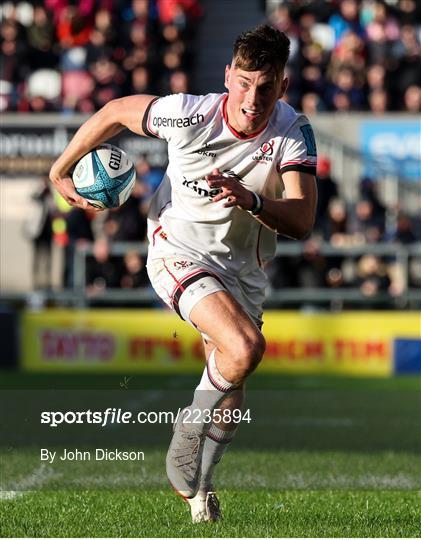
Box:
21;309;420;376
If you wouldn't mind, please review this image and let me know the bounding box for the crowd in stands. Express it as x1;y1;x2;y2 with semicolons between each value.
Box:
0;0;202;112
26;157;158;293
8;0;419;304
267;0;420;113
1;0;420;113
267;155;420;304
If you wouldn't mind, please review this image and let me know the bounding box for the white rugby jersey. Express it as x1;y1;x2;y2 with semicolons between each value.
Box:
142;92;317;277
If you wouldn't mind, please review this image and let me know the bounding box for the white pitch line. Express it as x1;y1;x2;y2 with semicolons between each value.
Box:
0;463;58;501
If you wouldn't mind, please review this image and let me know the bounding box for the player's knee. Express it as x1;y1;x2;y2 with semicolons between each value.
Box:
233;331;266;378
247;332;266;373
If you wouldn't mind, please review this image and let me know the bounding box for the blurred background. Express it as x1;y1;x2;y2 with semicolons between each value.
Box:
0;0;420;376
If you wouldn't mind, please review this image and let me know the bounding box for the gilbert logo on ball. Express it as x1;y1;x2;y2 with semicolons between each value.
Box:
73;144;136;209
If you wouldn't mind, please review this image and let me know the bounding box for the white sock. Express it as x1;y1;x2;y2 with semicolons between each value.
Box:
200;423;237;491
187;348;237;424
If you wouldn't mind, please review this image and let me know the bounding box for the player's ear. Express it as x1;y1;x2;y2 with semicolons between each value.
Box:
278;76;289;99
224;65;231;90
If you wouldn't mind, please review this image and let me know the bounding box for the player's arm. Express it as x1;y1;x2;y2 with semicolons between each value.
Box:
49;95;157;209
206;169;317;239
254;170;317;239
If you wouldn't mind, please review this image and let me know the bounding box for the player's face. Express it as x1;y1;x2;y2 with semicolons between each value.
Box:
224;63;288;136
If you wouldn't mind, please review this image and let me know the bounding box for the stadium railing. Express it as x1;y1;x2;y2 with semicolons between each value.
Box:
314;128;420;216
65;241;421;309
1;241;420;309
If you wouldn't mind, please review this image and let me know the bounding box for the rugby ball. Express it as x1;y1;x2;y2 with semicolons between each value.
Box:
72;144;136;209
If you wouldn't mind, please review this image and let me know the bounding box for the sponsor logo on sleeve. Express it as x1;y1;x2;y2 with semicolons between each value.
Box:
300;125;317;157
153;113;205;129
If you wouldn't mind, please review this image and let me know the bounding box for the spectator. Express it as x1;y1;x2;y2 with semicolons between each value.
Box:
389;24;420;106
85;8;116;66
352;199;385;244
328;0;365;45
315;156;338;232
268;4;298;37
92;8;115;47
90;56;124;108
301;92;325;113
326;30;366;106
327;65;365;110
26;5;56;70
169;69;189;93
364;0;400;65
325;266;346;289
64;207;95;288
323;198;349;245
135;157;164;196
329;29;366;74
120;251;149;289
86;236;123;292
356;254;391;298
359;177;386;223
389;212;417;244
409;257;421;288
104;181;148;242
23;177;55;290
62;70;95;113
24;68;62;112
322;197;350;278
301;40;328;98
366;63;386;92
368;87;388;114
266;240;326;289
130;65;152;94
299;239;327;288
126;0;150;23
396;0;421;26
45;0;95;24
383;211;418;296
156;0;202;29
56;6;92;49
0;18;29;110
403;84;421;112
122;21;151;72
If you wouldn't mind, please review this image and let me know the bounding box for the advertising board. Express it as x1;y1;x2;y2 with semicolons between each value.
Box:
21;310;421;376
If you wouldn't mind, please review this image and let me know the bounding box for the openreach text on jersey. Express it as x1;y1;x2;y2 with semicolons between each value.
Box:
152;113;205;128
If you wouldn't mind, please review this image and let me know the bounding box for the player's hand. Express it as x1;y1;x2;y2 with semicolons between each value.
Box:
49;169;96;211
205;169;255;210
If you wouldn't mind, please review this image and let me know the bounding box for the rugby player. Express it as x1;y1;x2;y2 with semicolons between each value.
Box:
50;24;317;523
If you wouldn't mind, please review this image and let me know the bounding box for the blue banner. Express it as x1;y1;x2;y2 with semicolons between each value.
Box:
361;121;421;180
394;338;421;374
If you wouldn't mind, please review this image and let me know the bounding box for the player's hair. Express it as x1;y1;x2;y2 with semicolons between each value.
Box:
232;24;290;76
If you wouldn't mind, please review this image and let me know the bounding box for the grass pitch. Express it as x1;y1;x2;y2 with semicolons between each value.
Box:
0;372;420;537
2;487;421;537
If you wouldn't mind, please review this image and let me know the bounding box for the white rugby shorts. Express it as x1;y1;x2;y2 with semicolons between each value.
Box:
146;254;264;329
